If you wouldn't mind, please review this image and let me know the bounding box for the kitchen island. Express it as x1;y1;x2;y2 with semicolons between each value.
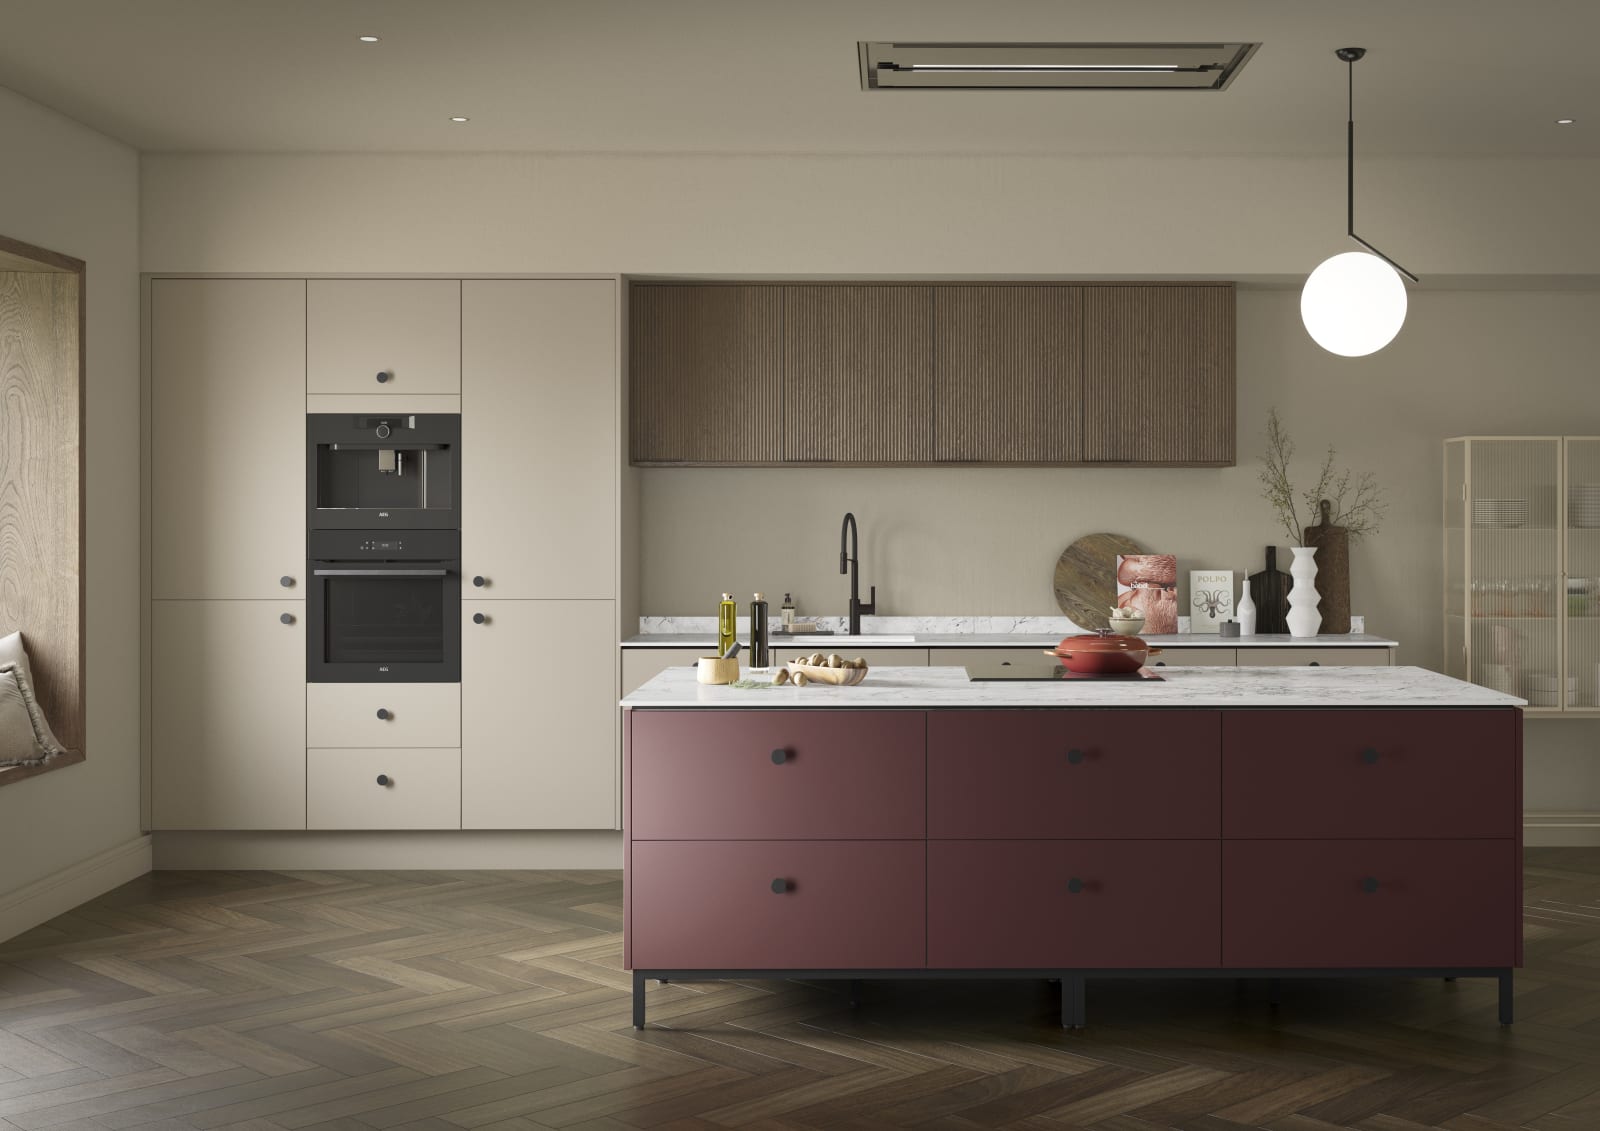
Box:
622;665;1524;1029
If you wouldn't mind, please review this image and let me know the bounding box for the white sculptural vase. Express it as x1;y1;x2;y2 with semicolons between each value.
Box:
1286;546;1322;638
1236;577;1257;636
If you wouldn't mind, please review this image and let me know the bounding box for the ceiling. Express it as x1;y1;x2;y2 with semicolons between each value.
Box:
0;0;1595;157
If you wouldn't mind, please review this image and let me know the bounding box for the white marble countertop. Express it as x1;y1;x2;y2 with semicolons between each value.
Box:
622;664;1522;709
622;632;1400;650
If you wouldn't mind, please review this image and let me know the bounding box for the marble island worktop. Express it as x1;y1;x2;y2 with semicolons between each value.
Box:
621;663;1522;709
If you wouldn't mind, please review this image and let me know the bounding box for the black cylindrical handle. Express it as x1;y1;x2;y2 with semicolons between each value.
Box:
771;749;789;764
1067;877;1085;894
376;774;391;786
377;708;392;720
472;576;486;587
1309;661;1321;667
1361;747;1379;765
280;575;295;588
473;612;487;624
376;370;391;383
1066;749;1086;765
1361;876;1379;894
771;878;790;894
280;612;295;625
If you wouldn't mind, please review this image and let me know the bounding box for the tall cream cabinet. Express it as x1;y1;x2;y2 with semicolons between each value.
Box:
150;279;308;829
459;280;618;829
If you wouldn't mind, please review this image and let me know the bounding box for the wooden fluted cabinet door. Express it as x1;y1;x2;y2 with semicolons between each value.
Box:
933;286;1084;462
783;285;933;463
1082;284;1235;466
462;280;616;598
151;278;306;599
629;284;781;464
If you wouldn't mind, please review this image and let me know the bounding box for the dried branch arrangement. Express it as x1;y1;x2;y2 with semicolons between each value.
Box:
1257;407;1386;546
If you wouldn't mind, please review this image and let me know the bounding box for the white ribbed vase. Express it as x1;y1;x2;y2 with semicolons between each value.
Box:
1286;546;1322;638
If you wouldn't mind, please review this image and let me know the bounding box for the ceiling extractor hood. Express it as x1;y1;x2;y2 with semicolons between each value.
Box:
858;41;1260;91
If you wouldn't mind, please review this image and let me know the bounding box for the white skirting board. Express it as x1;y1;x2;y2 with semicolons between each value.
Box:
1525;813;1600;847
0;835;153;944
152;830;623;870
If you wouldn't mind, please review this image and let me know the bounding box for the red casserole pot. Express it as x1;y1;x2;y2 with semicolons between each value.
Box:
1048;630;1163;675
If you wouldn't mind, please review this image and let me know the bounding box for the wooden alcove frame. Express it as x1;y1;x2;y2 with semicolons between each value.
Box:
0;233;86;786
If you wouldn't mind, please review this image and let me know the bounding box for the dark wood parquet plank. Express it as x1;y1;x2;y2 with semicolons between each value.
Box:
4;857;1600;1129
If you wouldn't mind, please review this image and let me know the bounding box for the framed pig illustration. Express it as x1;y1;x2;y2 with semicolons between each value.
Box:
1115;553;1178;634
1188;569;1235;633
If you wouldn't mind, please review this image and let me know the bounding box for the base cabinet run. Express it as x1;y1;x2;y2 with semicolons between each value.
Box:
624;707;1523;1029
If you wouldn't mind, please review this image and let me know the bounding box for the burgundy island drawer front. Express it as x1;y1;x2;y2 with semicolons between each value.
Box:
630;840;926;970
629;711;925;840
1223;840;1518;968
928;710;1220;839
1223;710;1517;839
929;840;1220;968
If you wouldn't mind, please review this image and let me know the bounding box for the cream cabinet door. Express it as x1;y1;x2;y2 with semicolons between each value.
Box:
307;279;461;395
151;600;306;830
151;279;306;599
462;599;615;829
461;280;617;600
622;648;705;696
1234;647;1393;667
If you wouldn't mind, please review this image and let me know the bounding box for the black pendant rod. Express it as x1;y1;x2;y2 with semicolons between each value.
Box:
1338;46;1418;283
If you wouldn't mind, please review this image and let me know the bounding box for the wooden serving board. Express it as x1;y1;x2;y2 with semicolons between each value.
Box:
1052;532;1145;630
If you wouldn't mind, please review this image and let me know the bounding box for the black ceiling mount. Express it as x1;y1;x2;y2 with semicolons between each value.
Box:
1337;46;1418;283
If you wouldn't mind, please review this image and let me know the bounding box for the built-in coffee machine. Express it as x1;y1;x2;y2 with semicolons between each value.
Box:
306;414;462;682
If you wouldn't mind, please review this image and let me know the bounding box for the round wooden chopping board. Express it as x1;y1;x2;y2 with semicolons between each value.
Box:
1053;533;1145;630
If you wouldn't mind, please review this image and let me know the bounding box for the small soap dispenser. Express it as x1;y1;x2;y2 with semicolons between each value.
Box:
781;593;796;631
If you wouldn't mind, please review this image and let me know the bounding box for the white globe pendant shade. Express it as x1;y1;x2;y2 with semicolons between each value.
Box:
1300;250;1408;357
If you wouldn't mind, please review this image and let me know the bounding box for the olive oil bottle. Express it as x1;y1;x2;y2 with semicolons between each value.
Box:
717;593;737;658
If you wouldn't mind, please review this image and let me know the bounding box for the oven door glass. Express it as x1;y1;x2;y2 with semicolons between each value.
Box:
324;575;445;664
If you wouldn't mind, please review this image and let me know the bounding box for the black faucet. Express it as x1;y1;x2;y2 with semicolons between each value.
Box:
839;511;876;635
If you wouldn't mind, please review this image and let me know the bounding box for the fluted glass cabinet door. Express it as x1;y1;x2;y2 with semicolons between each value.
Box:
1566;439;1600;709
1466;438;1561;711
1444;440;1466;683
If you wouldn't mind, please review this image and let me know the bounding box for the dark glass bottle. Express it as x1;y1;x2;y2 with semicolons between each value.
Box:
750;592;770;667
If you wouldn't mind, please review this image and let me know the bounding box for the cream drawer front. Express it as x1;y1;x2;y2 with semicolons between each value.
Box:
308;748;461;829
1234;648;1392;668
307;683;460;747
1148;647;1238;668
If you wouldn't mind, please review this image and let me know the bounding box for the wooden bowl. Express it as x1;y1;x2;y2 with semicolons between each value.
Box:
786;661;869;687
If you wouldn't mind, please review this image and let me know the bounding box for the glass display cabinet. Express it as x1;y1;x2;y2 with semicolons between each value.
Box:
1446;437;1600;715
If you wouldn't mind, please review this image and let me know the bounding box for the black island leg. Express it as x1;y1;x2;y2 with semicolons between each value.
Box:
1061;976;1086;1029
633;970;646;1030
1499;970;1514;1026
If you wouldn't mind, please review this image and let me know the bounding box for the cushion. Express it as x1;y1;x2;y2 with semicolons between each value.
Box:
0;663;65;767
0;631;67;754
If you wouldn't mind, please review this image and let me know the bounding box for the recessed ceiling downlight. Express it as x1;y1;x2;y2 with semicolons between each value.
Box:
858;42;1259;90
358;35;379;43
449;116;470;123
1557;118;1576;125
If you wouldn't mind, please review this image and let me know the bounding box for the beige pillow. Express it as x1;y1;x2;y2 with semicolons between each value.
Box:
0;663;65;767
0;631;66;753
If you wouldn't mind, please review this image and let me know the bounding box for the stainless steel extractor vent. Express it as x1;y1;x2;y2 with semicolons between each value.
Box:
858;42;1260;91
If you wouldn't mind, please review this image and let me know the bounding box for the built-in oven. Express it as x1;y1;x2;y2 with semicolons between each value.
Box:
307;529;461;683
308;413;460;530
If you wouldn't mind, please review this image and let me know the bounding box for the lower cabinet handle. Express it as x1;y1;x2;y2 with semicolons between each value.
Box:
770;878;791;894
1066;748;1086;765
1361;747;1380;765
1309;661;1322;667
376;708;392;720
473;612;487;624
770;748;789;764
1361;876;1380;894
1154;661;1167;667
376;774;391;787
1066;877;1085;894
280;612;295;625
472;576;486;587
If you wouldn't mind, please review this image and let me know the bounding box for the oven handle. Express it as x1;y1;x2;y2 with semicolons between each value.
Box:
312;568;449;577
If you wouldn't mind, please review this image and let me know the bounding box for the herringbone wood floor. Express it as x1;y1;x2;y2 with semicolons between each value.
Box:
1;852;1599;1131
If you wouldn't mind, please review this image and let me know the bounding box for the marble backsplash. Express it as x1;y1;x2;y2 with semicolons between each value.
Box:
638;614;1086;636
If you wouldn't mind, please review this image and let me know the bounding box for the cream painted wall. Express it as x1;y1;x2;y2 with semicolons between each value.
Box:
138;151;1600;828
0;86;145;928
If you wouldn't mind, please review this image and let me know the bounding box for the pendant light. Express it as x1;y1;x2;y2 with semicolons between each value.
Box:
1300;47;1418;357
